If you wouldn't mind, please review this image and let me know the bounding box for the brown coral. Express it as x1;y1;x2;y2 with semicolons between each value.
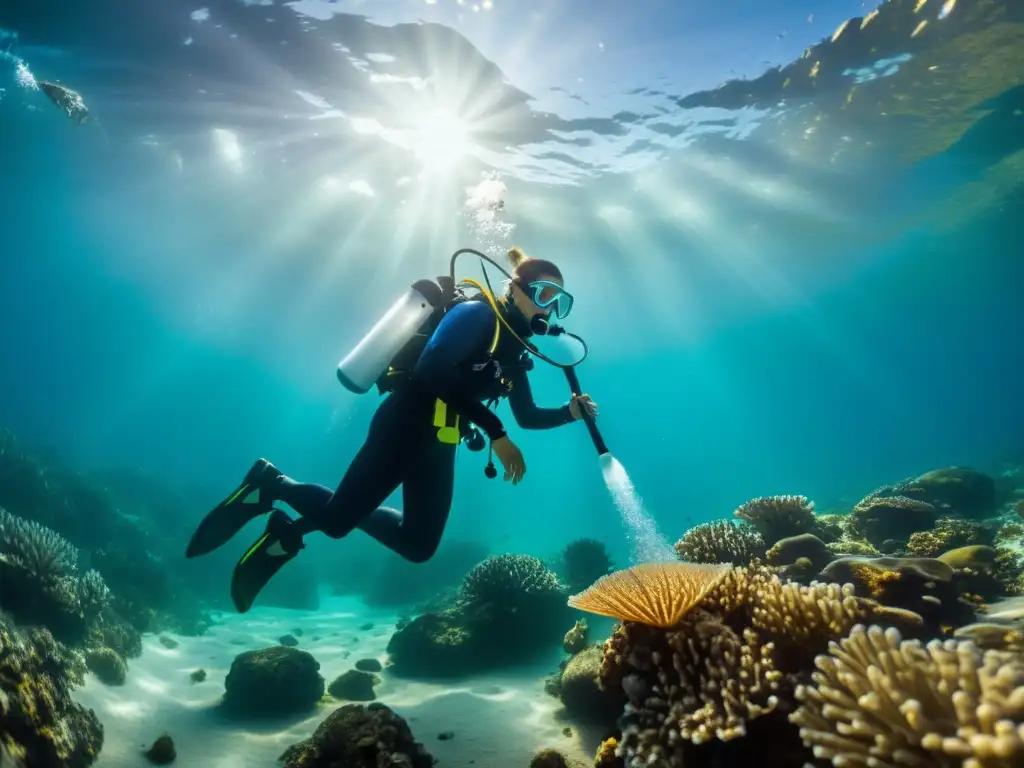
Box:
907;517;997;558
849;494;938;546
791;624;1024;768
673;520;765;565
733;495;816;545
827;537;881;557
613;617;782;765
567;562;731;628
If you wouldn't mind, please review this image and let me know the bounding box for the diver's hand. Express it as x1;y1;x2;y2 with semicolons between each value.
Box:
492;436;526;485
569;394;598;421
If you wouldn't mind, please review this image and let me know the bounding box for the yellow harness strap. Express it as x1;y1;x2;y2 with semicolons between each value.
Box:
432;281;523;445
433;399;461;445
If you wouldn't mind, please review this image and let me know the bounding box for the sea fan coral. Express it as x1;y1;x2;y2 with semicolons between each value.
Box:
791;624;1024;768
560;538;614;594
673;520;765;565
567;562;731;628
733;495;816;545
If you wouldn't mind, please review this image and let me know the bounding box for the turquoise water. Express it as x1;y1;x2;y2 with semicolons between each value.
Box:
3;1;1021;568
1;1;1023;764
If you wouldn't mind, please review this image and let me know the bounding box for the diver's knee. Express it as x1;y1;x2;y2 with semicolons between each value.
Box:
403;542;439;564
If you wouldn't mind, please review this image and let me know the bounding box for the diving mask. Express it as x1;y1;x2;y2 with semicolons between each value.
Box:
524;279;574;319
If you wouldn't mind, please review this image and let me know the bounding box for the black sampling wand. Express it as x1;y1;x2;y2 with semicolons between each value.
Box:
563;365;609;456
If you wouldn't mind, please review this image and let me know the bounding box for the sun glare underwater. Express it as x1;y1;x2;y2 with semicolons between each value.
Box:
1;0;1023;767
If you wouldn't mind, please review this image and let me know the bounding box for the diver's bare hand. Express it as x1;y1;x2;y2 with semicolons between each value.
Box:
492;436;526;485
570;394;598;421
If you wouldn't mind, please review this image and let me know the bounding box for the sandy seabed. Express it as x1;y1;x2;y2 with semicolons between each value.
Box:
74;595;596;768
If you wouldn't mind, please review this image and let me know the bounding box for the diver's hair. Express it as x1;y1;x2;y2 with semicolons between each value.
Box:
507;246;563;284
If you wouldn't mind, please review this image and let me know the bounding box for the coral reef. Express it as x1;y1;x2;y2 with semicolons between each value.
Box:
387;554;571;677
0;429;213;635
560;538;615;594
0;507;111;644
0;613;103;767
733;495;816;546
907;516;997;557
563;618;588;655
279;703;435;768
791;624;1024;767
222;646;325;717
385;612;473;677
84;645;127;686
903;466;1000;519
765;533;833;571
848;493;939;546
826;536;881;557
673;520;765;565
556;645;623;725
328;669;380;701
586;563;927;767
821;555;975;634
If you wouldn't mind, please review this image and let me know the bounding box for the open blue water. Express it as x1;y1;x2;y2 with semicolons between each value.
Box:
2;0;1022;626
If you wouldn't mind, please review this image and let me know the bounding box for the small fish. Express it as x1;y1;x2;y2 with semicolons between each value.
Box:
38;80;90;125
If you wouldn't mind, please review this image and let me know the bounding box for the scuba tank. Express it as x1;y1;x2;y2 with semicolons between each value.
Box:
336;278;448;394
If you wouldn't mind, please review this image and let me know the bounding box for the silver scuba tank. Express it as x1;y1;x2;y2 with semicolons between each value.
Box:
336;278;445;394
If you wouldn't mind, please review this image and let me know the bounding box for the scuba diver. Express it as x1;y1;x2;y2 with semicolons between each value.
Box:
186;246;598;612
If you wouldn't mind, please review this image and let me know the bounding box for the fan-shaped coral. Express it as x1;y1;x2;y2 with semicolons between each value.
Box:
791;624;1024;768
673;520;765;565
733;495;816;545
567;562;731;628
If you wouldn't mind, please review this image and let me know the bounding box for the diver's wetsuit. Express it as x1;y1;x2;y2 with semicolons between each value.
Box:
273;298;573;562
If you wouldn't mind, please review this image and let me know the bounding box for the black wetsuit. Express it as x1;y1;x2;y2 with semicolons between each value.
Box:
274;298;574;562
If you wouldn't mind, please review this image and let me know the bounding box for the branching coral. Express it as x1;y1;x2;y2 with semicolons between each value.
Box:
791;624;1024;768
560;538;614;594
673;520;765;565
0;508;111;643
594;564;926;765
733;495;816;545
0;506;78;584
